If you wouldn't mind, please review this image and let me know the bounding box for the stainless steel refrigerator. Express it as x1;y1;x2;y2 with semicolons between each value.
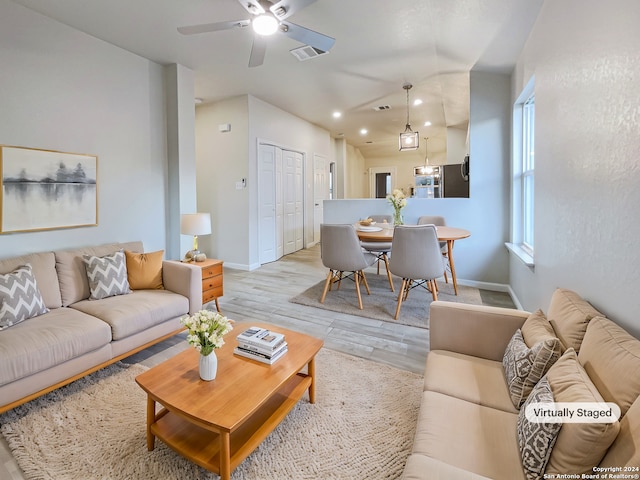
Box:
442;159;469;198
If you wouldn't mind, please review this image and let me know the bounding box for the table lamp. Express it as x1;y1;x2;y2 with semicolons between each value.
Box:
180;213;212;261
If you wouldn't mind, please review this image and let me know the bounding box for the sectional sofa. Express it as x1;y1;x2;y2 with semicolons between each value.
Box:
402;289;640;479
0;241;202;414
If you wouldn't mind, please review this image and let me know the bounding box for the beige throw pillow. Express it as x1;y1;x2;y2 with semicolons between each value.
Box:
124;250;164;290
545;349;620;474
547;288;602;354
503;325;562;409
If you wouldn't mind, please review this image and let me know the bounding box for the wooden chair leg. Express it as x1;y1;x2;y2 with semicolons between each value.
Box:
355;271;364;309
382;254;394;292
395;279;408;319
359;271;371;295
431;279;438;301
336;271;343;290
320;270;333;303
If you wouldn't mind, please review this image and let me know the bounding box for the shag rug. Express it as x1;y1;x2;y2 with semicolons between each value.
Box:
289;273;482;329
0;349;423;480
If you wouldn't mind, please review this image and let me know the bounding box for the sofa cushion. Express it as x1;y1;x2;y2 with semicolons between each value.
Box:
402;454;494;480
599;396;640;469
124;249;164;290
503;329;561;409
55;241;143;306
545;349;620;475
547;288;603;353
0;307;112;387
411;391;525;480
521;309;556;345
578;315;640;417
83;250;131;300
424;350;517;413
0;264;49;330
0;251;61;309
70;290;188;341
517;377;561;480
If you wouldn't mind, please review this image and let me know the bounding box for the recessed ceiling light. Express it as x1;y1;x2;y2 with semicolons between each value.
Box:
424;121;432;127
360;128;368;135
413;99;423;106
332;111;342;118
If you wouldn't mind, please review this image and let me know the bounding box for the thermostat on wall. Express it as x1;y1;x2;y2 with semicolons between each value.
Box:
218;123;231;133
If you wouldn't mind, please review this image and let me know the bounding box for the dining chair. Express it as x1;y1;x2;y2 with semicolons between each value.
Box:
359;213;394;292
320;224;377;309
388;224;445;320
417;215;450;283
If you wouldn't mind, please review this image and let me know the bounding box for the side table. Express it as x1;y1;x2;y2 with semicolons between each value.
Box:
197;258;224;312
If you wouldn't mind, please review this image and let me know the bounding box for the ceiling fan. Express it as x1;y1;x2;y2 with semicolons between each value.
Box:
177;0;336;68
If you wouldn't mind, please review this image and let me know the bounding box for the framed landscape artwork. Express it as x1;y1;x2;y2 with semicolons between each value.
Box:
0;145;98;233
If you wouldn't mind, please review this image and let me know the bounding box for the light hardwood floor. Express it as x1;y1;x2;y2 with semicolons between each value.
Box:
0;244;515;479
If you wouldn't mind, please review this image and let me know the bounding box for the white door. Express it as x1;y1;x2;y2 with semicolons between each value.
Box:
283;150;297;255
294;151;304;251
258;144;277;264
313;154;328;244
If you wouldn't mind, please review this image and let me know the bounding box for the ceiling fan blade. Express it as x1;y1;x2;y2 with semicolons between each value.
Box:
177;20;250;35
248;34;268;67
236;0;266;16
269;0;318;21
280;21;335;52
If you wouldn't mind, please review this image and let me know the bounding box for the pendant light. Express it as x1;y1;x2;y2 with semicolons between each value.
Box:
399;82;419;151
414;137;434;175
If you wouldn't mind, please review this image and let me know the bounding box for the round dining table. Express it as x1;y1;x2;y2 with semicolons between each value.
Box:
356;224;471;295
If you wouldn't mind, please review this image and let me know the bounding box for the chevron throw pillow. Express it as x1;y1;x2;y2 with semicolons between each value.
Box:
0;263;49;330
83;250;131;300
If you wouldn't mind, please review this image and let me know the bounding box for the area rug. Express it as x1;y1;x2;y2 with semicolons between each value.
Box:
289;273;482;328
0;349;423;480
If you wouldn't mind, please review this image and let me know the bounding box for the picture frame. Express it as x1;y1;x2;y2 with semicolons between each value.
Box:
0;145;98;233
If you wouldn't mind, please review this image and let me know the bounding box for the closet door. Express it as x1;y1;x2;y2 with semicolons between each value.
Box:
283;150;297;255
258;144;277;264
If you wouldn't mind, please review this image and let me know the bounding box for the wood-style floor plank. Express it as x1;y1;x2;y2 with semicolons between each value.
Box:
0;244;515;479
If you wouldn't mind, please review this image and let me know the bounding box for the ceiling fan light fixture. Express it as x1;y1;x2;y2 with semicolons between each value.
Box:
252;14;278;36
399;83;419;151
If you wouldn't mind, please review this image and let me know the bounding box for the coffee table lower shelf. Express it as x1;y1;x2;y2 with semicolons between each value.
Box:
148;372;312;478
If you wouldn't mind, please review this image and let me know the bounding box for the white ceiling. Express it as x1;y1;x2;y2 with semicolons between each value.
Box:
11;0;542;160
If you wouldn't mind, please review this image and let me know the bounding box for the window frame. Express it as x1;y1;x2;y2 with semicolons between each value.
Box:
507;77;535;267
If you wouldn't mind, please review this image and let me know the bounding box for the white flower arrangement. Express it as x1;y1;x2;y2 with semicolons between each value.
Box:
181;310;234;356
387;189;407;224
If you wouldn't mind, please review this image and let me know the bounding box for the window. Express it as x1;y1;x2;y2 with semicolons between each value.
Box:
522;94;535;251
508;77;535;267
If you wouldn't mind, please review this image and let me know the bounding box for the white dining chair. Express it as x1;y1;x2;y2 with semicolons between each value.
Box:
388;224;445;320
360;214;394;292
320;224;377;309
417;215;450;283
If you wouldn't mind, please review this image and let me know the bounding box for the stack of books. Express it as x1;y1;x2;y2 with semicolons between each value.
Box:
234;326;288;364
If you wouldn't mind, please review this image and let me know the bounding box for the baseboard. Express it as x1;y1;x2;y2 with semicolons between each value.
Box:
223;262;261;271
455;278;524;311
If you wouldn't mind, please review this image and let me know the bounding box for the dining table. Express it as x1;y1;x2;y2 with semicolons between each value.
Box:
356;223;471;295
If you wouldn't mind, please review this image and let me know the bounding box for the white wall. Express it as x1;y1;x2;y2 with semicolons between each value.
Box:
0;1;170;257
195;96;249;267
509;0;640;337
195;94;332;270
324;71;512;287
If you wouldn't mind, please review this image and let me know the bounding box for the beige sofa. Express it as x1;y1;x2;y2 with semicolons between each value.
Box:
402;289;640;479
0;241;202;414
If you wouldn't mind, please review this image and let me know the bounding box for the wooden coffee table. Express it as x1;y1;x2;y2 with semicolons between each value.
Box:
135;322;323;480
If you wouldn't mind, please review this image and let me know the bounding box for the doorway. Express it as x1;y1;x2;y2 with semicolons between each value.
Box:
368;166;397;198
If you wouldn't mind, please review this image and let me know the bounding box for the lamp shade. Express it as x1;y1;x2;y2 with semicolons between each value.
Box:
180;213;211;236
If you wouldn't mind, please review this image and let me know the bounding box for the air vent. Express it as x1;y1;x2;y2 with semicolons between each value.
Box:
290;45;329;61
373;105;391;111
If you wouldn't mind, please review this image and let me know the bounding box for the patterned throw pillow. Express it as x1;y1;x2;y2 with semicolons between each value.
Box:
503;329;562;408
517;377;562;480
83;250;131;300
0;263;49;330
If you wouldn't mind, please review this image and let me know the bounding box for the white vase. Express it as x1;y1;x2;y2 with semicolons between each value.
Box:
199;351;218;381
